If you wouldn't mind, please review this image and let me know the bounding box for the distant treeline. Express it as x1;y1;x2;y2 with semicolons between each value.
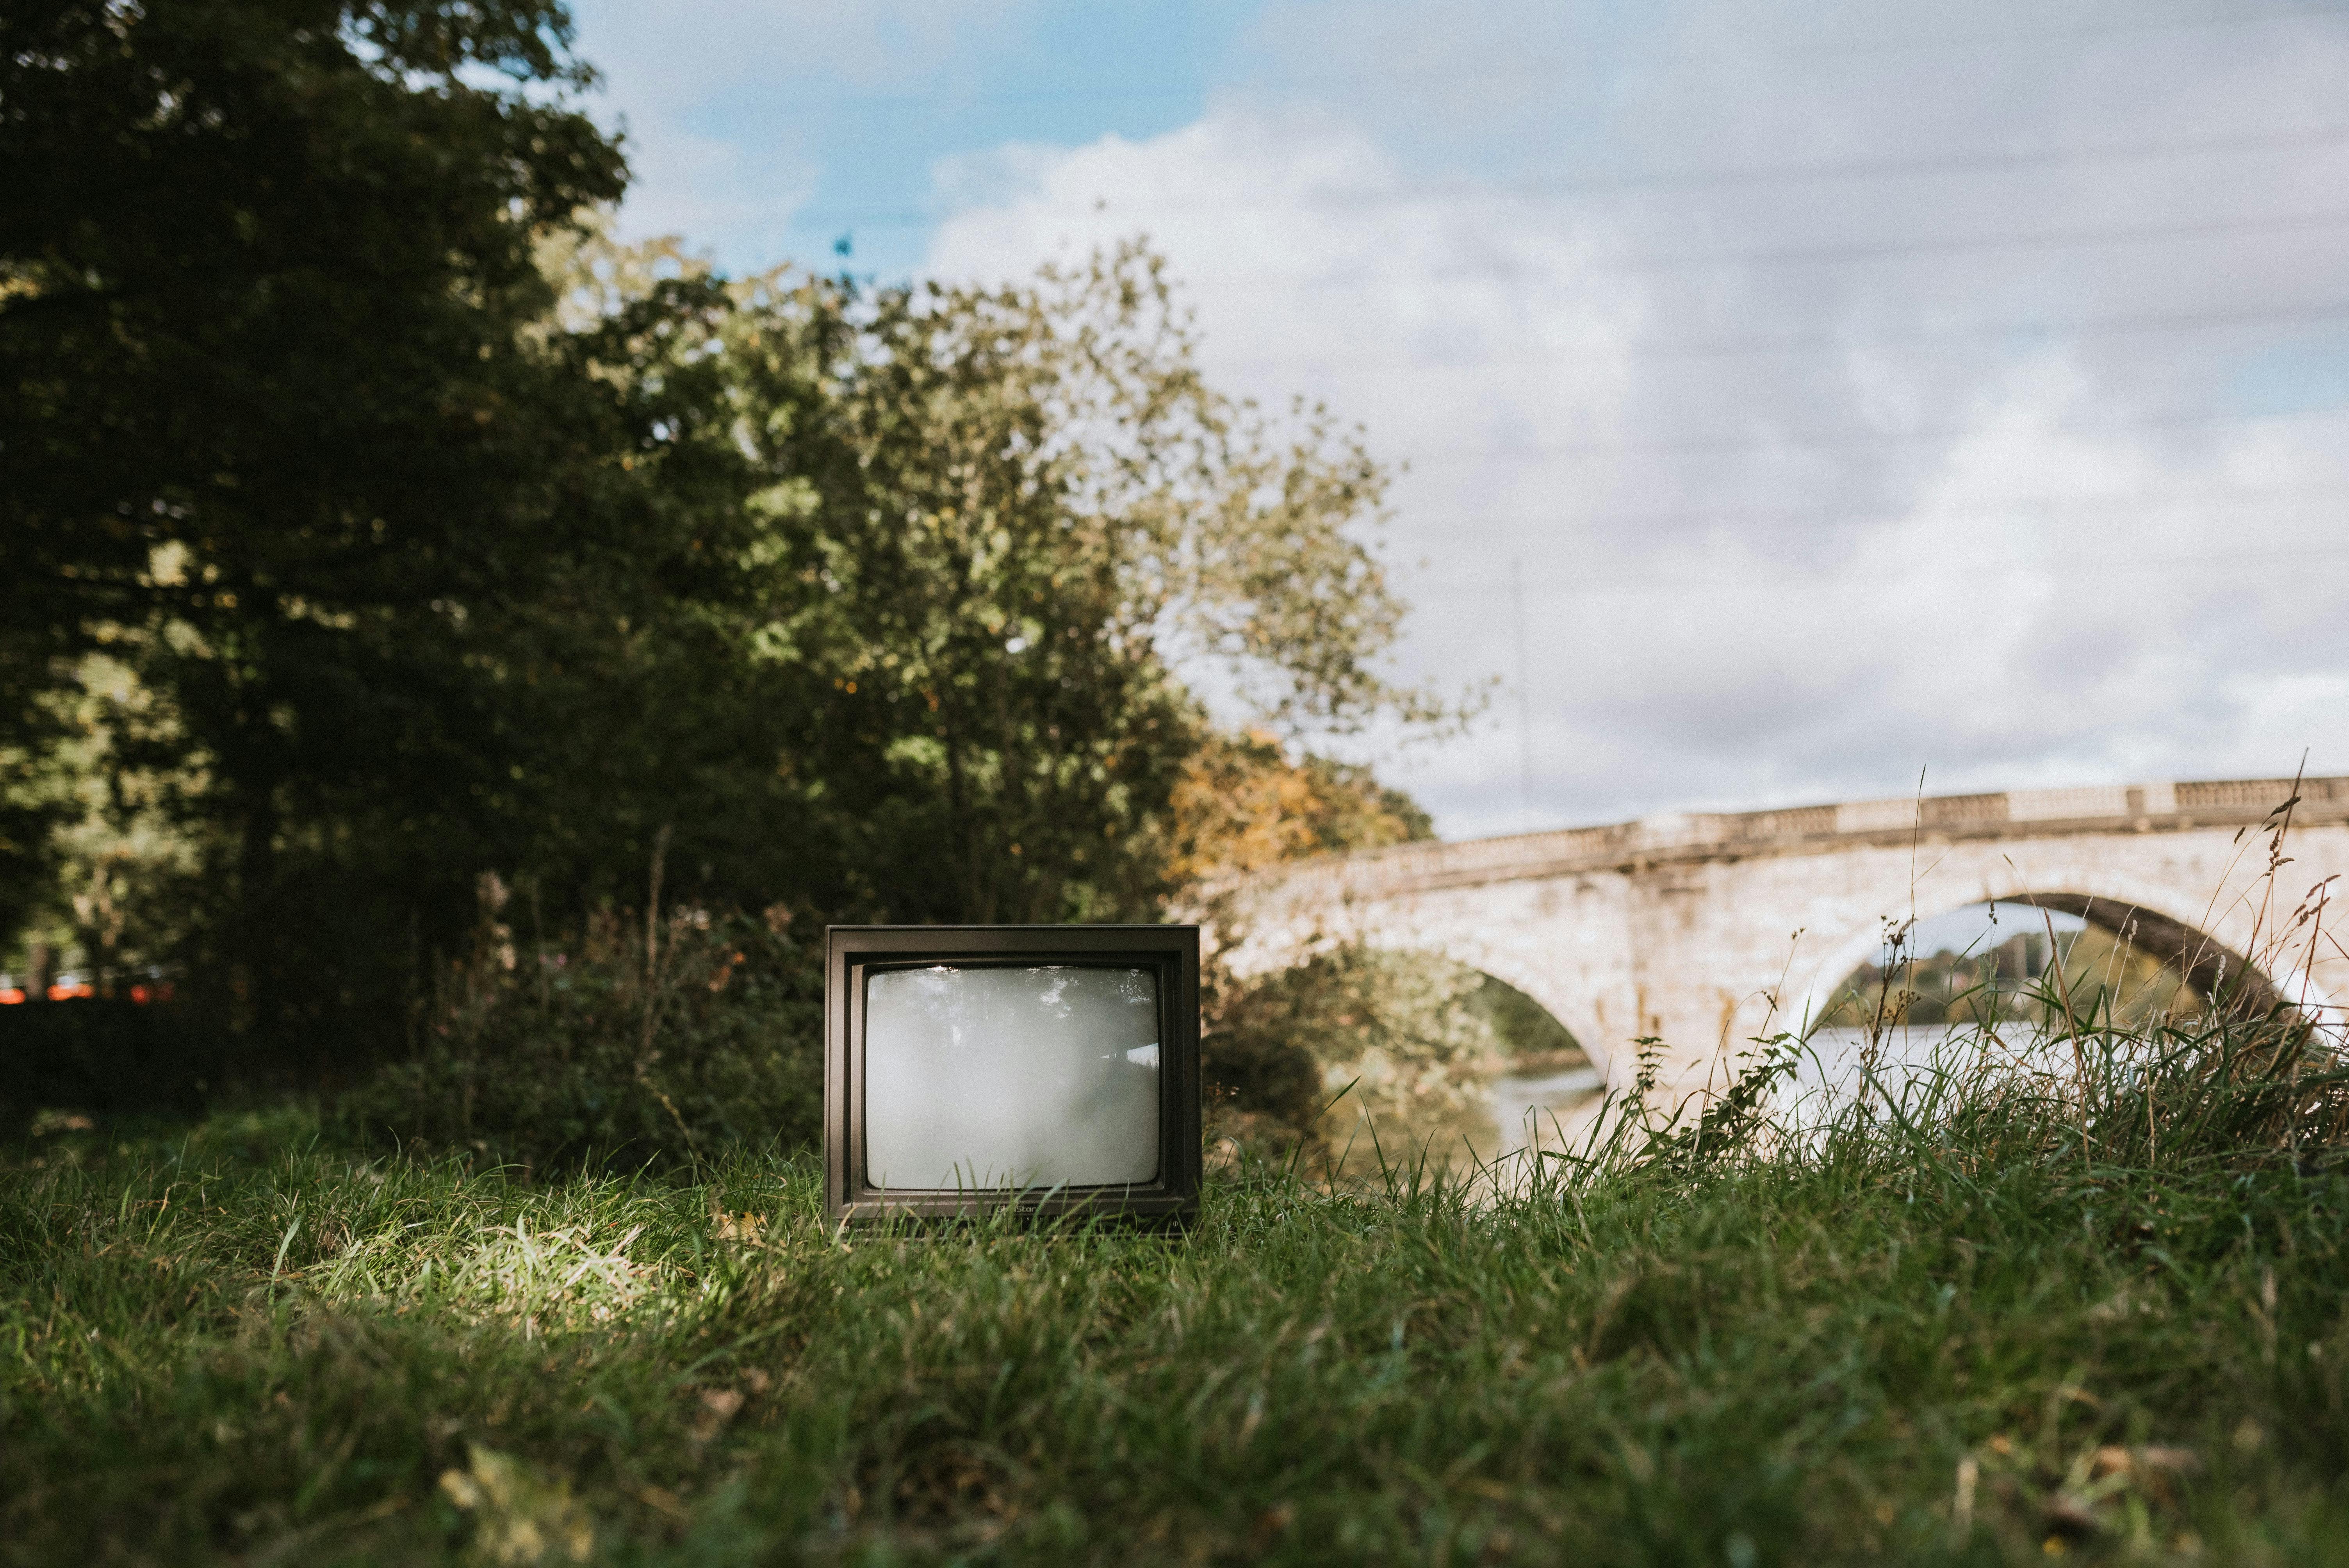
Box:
1817;925;2208;1030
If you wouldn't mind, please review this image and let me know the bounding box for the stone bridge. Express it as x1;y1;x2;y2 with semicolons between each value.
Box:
1223;776;2349;1098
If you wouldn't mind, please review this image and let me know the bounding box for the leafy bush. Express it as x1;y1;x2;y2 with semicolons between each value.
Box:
353;911;1506;1175
0;999;225;1130
1202;943;1502;1156
337;876;822;1172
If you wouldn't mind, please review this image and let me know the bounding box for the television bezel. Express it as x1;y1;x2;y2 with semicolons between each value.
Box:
823;925;1202;1226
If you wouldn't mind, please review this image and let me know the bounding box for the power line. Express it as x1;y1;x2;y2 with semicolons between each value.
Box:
1406;541;2349;599
1171;204;2349;296
1380;482;2349;540
1511;557;1532;830
752;5;2349;118
1207;296;2349;375
795;119;2349;229
1396;401;2349;465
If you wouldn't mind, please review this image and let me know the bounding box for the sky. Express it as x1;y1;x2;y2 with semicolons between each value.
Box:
563;0;2349;842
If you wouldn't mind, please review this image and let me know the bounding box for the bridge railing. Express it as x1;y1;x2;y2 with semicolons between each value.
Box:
1242;775;2349;903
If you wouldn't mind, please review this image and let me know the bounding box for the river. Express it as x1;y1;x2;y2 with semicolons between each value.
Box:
1328;1022;2107;1179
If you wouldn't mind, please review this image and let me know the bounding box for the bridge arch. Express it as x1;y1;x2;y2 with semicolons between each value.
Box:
1388;946;1597;1068
1784;862;2331;1037
1226;776;2349;1098
1215;877;1636;1080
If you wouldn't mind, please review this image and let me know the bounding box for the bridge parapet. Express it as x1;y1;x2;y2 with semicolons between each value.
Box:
1250;775;2349;905
1224;773;2349;1098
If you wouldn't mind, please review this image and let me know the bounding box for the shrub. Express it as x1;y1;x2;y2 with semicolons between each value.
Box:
0;998;226;1131
1202;943;1501;1156
337;879;822;1172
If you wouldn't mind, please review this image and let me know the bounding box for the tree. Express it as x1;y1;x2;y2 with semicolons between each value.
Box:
1155;729;1433;893
714;244;1445;924
336;232;1458;1160
0;0;718;1055
3;8;1453;1092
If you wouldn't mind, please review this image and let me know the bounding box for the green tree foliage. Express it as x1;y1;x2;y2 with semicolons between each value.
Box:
2;5;1447;1119
335;242;1453;1162
337;874;825;1170
0;1;765;1064
706;246;1438;924
1202;944;1503;1154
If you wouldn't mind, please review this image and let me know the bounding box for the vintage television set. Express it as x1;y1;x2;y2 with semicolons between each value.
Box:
823;925;1202;1225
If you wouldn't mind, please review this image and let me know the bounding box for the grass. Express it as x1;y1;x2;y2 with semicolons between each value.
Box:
7;1018;2349;1566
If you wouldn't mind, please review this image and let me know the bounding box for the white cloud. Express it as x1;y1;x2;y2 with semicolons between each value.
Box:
922;2;2349;837
569;0;1034;259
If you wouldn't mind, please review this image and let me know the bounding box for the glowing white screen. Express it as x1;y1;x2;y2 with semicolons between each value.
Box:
864;965;1161;1190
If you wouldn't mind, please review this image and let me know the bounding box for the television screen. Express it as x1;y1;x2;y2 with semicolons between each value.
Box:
864;965;1162;1190
825;926;1201;1225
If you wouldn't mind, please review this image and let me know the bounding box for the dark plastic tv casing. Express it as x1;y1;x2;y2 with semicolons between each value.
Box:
823;925;1203;1228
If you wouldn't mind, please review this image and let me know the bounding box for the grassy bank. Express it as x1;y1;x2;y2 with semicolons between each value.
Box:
6;1025;2349;1565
